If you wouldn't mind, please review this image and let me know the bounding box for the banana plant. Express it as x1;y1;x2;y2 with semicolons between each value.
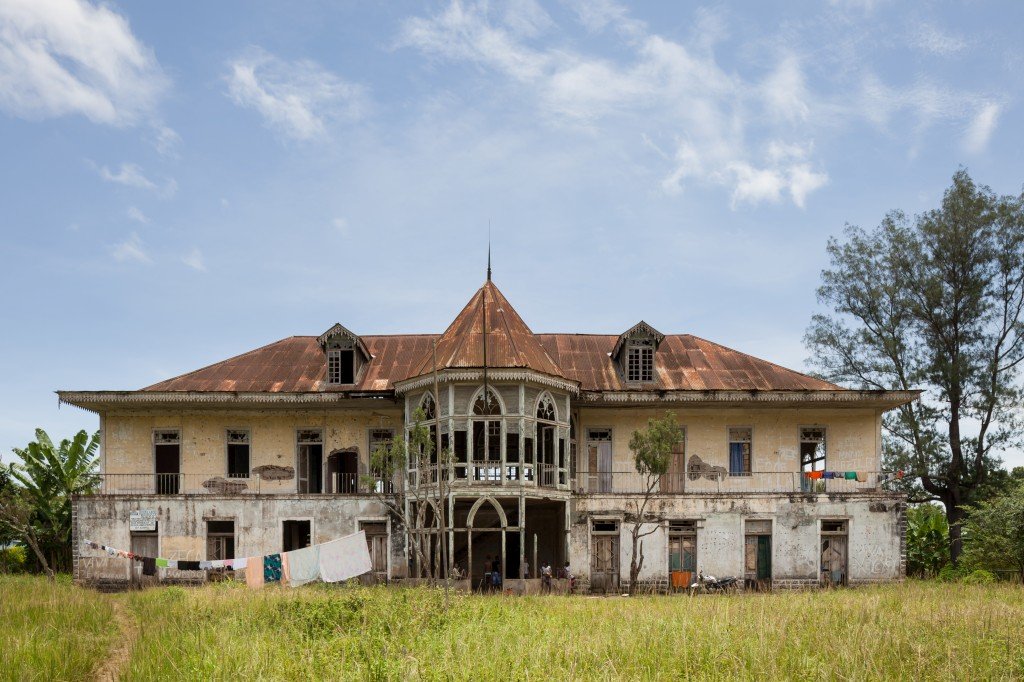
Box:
7;429;100;571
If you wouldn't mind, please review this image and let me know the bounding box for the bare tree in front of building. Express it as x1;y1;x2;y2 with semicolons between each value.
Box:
365;408;452;582
626;412;683;595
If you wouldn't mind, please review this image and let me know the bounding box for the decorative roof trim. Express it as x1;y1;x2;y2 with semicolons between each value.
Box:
579;389;919;408
316;323;370;357
394;369;581;396
57;390;394;412
612;320;665;359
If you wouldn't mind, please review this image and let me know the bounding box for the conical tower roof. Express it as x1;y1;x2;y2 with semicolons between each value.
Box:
407;280;566;379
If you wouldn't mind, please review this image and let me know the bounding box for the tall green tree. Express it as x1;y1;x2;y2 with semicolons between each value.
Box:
806;170;1024;565
4;429;100;572
960;482;1024;582
626;412;684;594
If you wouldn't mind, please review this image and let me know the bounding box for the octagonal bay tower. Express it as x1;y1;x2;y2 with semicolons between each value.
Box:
393;280;578;583
62;275;916;592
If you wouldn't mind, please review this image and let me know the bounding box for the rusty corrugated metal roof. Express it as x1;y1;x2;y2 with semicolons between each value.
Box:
143;335;440;393
536;334;840;391
405;280;566;380
142;332;839;393
141;279;840;394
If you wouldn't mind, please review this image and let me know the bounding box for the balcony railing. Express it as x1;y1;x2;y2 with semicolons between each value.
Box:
575;471;887;495
83;473;388;496
84;470;887;496
407;461;567;490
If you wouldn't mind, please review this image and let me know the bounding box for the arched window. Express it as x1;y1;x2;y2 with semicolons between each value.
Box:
471;387;502;475
472;387;502;415
535;393;558;484
420;392;437;421
536;393;557;422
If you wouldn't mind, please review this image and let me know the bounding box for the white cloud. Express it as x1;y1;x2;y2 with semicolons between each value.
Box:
399;1;826;208
963;102;1001;154
727;144;828;209
911;23;967;57
96;162;176;197
0;0;167;126
182;248;205;272
126;206;149;224
110;232;150;263
762;55;810;123
225;47;366;141
332;217;349;234
152;125;181;157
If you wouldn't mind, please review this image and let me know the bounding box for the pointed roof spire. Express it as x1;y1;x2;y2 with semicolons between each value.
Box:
487;224;492;282
406;280;566;380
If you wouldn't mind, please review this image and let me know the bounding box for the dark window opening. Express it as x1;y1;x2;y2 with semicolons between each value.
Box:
283;520;311;552
206;520;235;561
227;430;250;478
327;348;355;384
592;520;619;533
297;430;323;494
154;430;180;495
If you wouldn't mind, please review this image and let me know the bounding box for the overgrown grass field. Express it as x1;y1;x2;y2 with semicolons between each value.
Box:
2;577;1022;680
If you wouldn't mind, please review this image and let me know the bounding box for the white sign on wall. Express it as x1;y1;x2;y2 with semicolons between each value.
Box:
129;509;157;532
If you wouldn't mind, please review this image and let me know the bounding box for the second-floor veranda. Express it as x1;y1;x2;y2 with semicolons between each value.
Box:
86;465;890;497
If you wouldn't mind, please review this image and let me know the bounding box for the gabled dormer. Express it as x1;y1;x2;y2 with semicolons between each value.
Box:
317;323;371;386
612;321;664;385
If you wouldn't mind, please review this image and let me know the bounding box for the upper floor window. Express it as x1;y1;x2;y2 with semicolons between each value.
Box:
626;341;654;382
728;427;752;476
227;429;250;478
472;387;502;415
327;348;355;384
800;427;826;473
536;393;556;422
420;392;436;421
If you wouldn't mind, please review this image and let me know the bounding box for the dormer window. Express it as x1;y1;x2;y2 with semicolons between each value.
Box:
613;321;664;385
327;348;355;384
318;322;369;387
626;341;654;382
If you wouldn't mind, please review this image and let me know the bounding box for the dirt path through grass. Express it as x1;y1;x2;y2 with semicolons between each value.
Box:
92;596;137;682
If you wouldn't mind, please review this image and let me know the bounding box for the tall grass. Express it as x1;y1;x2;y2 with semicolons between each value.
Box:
0;575;116;682
121;581;1024;681
2;577;1021;680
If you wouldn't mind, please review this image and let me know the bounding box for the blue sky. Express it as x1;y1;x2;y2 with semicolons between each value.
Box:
1;0;1022;468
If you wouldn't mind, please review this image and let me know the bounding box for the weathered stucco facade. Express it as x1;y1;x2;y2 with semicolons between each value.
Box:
64;279;915;591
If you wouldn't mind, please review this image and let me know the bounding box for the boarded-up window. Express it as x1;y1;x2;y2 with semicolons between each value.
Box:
744;520;772;589
361;521;388;581
661;432;686;493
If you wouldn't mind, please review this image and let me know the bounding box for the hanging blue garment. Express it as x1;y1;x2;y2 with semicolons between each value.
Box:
729;443;746;474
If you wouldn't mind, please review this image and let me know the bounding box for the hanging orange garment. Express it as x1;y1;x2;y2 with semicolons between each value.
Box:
246;556;265;589
808;471;823;480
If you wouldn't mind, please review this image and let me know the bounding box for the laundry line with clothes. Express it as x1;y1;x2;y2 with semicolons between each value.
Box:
81;530;373;587
802;470;904;482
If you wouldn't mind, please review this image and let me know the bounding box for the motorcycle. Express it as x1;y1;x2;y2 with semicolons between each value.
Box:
689;569;739;594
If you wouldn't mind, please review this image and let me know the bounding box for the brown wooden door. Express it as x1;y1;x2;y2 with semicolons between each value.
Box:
591;535;619;592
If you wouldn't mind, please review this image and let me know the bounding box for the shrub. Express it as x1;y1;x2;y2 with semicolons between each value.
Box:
961;569;996;585
0;546;27;573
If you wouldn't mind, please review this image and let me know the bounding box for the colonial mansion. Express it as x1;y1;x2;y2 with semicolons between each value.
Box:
63;276;914;591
